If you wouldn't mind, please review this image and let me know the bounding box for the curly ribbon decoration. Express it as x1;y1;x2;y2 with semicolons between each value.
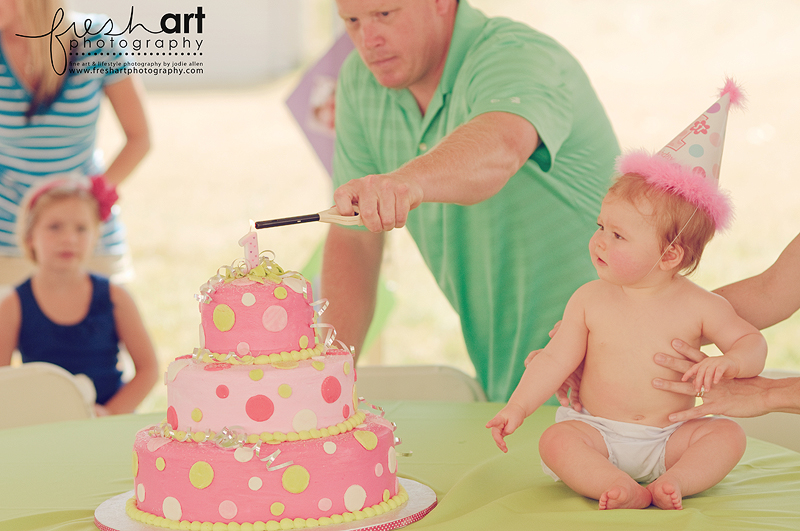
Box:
253;445;294;471
358;397;386;418
310;322;336;350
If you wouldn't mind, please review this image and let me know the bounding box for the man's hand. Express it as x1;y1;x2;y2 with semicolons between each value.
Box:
333;173;424;232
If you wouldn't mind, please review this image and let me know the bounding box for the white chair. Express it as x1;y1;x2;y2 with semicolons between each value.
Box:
355;364;487;402
0;362;96;429
733;369;800;453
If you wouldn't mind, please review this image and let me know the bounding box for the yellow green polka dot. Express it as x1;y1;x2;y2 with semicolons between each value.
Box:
274;360;298;370
298;335;309;349
312;360;325;371
189;461;214;489
249;368;264;381
343;361;351;375
383;489;391;502
278;384;292;398
191;408;203;422
270;502;285;516
132;451;138;477
281;465;310;494
354;430;378;451
156;457;166;471
212;304;235;332
273;287;288;300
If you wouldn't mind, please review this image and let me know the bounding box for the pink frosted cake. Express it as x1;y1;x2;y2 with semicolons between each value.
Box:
128;246;405;529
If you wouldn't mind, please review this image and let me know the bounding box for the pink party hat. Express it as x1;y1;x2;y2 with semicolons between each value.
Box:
616;78;745;230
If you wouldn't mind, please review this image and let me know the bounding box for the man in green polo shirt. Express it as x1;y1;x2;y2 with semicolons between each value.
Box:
322;0;619;402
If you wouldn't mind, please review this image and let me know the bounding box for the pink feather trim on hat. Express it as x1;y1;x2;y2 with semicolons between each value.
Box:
720;77;746;109
616;150;733;231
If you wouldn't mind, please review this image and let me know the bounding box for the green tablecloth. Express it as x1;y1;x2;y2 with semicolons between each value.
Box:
1;403;799;531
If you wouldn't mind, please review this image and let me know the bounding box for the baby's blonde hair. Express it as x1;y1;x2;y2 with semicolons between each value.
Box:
17;178;101;263
607;173;716;275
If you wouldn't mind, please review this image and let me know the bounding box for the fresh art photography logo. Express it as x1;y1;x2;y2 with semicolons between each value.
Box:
17;6;206;77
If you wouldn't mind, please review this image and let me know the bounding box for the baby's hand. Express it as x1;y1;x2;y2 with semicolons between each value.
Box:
681;355;740;392
486;404;526;453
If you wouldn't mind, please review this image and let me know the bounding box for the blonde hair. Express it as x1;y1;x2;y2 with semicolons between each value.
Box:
17;177;101;263
607;173;716;275
13;0;67;118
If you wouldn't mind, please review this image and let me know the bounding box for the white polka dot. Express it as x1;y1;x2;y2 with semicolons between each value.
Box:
163;496;182;521
219;500;238;519
241;292;256;306
375;463;383;477
292;409;318;432
136;483;145;502
388;447;397;474
344;484;367;512
234;446;254;463
262;305;288;332
249;477;263;491
318;498;332;512
146;437;171;452
282;277;305;294
236;342;251;355
323;441;337;455
167;358;192;383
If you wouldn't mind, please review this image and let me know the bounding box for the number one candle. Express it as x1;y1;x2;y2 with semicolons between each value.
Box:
239;220;259;272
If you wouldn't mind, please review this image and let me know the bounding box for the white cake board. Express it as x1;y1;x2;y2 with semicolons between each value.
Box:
95;478;437;531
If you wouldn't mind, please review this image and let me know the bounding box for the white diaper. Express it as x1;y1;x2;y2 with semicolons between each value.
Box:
541;407;684;484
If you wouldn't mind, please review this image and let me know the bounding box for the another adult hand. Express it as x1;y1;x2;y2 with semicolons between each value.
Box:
333;172;423;233
652;339;771;421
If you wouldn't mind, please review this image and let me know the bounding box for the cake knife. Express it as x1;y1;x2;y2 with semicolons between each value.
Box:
254;206;362;229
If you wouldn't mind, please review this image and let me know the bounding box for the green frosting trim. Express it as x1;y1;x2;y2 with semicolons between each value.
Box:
150;411;368;445
194;343;324;366
125;485;409;530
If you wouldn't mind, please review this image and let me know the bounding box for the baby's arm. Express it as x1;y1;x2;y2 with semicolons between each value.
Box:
682;293;767;392
101;285;159;415
0;291;21;367
487;287;590;452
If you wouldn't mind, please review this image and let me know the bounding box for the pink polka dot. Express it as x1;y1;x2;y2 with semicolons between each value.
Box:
167;406;178;430
343;404;350;418
246;395;274;422
707;102;721;114
204;363;231;371
321;376;342;404
262;305;288;332
216;385;229;399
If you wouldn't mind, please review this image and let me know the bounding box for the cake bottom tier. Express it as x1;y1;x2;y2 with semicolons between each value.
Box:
131;412;402;527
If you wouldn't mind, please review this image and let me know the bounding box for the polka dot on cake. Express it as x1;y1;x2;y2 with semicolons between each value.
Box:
375;463;383;477
146;437;170;452
343;361;351;376
343;404;350;418
213;304;235;332
219;500;238;519
234;446;254;463
388;447;397;474
282;465;310;494
167;406;178;430
278;384;292;398
137;483;145;502
237;342;251;356
312;360;325;371
191;408;203;422
318;498;332;512
163;496;182;521
321;376;341;403
246;395;274;422
241;292;256;306
344;484;367;512
156;457;166;471
293;409;318;432
323;441;337;454
383;489;391;502
132;451;139;476
282;276;305;294
189;461;214;489
273;286;288;300
270;502;285;516
249;477;263;491
262;305;288;332
216;385;229;398
354;430;378;451
249;368;264;381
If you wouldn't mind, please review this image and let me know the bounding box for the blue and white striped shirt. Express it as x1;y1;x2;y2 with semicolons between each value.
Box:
0;13;130;256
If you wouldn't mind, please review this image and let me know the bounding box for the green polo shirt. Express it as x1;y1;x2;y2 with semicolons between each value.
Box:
333;1;619;402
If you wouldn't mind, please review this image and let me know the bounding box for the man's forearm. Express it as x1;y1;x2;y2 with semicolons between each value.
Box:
320;226;384;361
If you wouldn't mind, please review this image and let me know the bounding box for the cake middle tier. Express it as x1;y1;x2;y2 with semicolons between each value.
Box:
167;350;357;436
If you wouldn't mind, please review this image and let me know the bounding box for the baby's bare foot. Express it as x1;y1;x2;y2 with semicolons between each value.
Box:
598;484;652;510
647;479;683;510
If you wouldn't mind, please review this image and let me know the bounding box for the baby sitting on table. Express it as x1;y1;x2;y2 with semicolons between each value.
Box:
487;80;767;510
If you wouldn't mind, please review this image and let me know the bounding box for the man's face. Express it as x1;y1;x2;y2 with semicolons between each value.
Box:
336;0;450;94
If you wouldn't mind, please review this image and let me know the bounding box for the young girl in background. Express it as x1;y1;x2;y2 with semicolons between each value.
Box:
0;177;158;415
